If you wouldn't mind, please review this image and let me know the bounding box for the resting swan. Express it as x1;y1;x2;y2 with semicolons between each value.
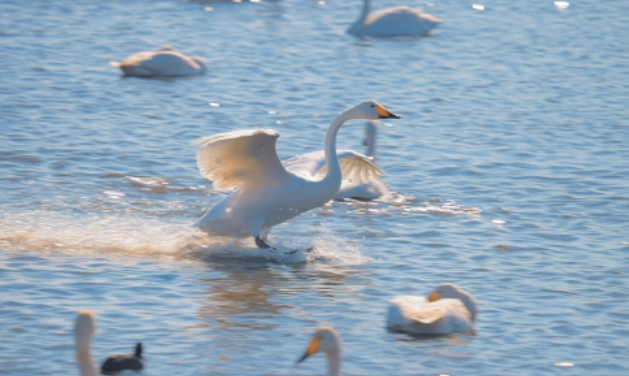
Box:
110;45;206;77
335;120;389;201
348;0;442;37
386;283;478;335
74;311;144;376
192;101;400;250
297;327;342;376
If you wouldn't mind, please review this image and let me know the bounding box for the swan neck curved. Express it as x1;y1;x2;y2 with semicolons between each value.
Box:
75;336;98;376
326;349;341;376
323;111;351;185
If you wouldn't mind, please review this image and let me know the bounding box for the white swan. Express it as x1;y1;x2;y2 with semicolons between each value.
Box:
297;327;342;376
74;311;144;376
386;283;478;335
335;120;389;201
110;45;206;77
75;311;98;376
348;0;442;37
192;101;400;250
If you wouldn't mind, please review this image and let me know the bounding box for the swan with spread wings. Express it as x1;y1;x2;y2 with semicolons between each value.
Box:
192;101;400;250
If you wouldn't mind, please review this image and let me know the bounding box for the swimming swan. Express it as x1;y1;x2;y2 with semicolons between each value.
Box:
111;45;206;77
297;327;342;376
74;311;144;376
348;0;442;37
335;120;389;201
192;101;400;250
386;283;478;335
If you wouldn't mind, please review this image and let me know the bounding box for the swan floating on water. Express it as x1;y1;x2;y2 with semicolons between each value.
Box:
348;0;442;37
110;45;206;77
386;283;477;335
192;101;400;251
74;311;144;376
297;327;342;376
335;120;389;201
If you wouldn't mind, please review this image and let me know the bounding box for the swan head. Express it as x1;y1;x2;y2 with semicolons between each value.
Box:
74;311;96;345
428;283;478;321
348;101;400;121
297;326;341;363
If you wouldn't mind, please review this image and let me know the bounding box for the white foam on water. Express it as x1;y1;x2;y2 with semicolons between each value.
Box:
0;210;369;265
180;230;370;265
0;210;192;256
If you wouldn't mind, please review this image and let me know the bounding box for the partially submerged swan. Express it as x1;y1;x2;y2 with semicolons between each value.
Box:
348;0;442;37
386;283;477;335
335;120;389;201
111;45;206;77
74;311;144;376
192;101;400;250
297;327;342;376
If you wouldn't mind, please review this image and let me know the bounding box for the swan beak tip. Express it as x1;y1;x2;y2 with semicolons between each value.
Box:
380;112;401;119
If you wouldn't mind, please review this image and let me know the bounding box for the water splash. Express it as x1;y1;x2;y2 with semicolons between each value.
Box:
0;211;369;265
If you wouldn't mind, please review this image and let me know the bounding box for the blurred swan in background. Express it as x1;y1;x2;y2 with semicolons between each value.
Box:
348;0;442;37
386;283;477;335
297;327;342;376
192;101;400;250
110;45;206;77
335;120;389;201
74;311;144;376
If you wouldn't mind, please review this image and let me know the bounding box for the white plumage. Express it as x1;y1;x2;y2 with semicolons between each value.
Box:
335;120;389;201
192;101;401;249
386;283;477;335
348;0;442;37
111;45;206;77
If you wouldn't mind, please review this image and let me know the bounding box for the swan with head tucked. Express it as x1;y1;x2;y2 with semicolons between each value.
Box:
335;120;389;201
192;101;400;250
348;0;442;37
386;283;478;335
74;311;144;376
297;327;342;376
110;45;206;77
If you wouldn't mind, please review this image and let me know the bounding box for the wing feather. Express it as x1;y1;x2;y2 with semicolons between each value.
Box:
283;150;382;183
191;129;291;189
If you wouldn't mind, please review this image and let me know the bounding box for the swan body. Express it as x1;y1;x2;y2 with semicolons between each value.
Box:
335;120;389;201
74;311;144;376
192;101;400;248
111;45;206;77
386;283;477;335
348;0;442;37
297;327;342;376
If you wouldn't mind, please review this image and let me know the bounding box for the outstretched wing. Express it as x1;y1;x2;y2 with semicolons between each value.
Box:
283;150;383;183
192;129;291;189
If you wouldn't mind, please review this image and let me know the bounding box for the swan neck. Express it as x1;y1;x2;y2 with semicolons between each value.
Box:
75;336;98;376
365;122;377;160
323;110;351;185
325;349;341;376
361;0;371;21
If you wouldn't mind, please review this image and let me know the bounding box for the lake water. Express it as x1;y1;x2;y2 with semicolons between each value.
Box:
1;0;628;374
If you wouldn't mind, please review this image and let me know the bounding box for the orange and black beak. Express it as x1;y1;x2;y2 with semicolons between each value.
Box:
297;336;321;363
375;104;401;119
